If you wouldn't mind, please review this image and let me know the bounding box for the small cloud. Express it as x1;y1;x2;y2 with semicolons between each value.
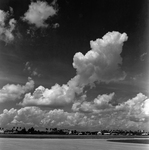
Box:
22;0;58;28
140;52;147;61
53;23;59;28
0;9;16;43
24;61;31;71
31;70;41;77
24;62;41;77
0;77;34;103
51;0;58;5
130;73;142;81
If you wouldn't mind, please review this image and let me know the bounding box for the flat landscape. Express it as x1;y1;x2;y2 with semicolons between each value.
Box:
0;134;149;139
0;137;149;150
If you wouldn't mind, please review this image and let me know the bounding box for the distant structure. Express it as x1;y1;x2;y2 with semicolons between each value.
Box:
0;127;149;136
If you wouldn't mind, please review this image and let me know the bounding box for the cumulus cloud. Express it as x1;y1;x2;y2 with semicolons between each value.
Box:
19;80;79;107
0;77;34;103
0;107;112;130
0;108;17;127
72;93;149;124
73;31;128;86
20;31;127;107
115;93;149;123
1;93;149;131
0;10;7;26
13;107;44;126
72;93;115;113
0;107;86;129
0;9;16;43
22;0;58;28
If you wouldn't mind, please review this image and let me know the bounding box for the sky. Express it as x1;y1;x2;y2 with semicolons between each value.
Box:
0;0;149;131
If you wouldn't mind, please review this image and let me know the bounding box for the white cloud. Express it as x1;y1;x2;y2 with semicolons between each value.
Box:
13;107;44;126
0;77;34;103
72;93;114;113
0;10;7;26
22;0;58;28
20;31;127;107
0;107;103;130
0;107;82;129
0;108;17;127
143;99;149;115
19;83;78;107
0;94;149;131
115;93;149;123
72;93;149;125
0;9;16;43
140;52;147;61
73;31;128;86
94;93;114;109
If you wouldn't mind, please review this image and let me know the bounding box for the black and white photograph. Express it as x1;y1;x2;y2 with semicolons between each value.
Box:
0;0;148;149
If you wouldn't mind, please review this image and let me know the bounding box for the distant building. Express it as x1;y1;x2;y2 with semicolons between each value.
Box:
142;132;148;136
103;132;110;135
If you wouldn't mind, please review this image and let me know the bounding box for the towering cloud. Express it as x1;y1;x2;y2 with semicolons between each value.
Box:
22;1;58;28
73;31;128;86
0;9;16;43
20;31;127;107
0;77;34;103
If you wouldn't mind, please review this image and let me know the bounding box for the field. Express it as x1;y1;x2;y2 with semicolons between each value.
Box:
0;134;149;139
0;135;149;150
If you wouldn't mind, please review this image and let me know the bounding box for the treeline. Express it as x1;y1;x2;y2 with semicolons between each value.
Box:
0;127;148;136
99;129;148;136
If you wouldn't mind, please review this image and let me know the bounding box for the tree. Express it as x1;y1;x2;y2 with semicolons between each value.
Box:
28;127;35;134
20;127;27;134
